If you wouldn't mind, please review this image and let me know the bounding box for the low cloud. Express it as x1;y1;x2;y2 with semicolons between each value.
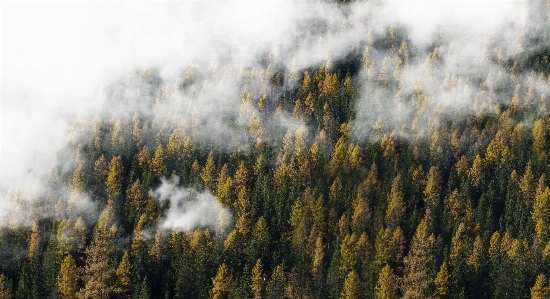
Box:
1;0;545;226
152;176;232;232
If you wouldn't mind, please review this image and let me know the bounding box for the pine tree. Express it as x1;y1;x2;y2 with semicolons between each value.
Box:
388;227;406;272
234;161;249;193
134;277;150;299
521;162;536;206
311;235;325;278
449;223;468;266
126;179;145;223
151;145;166;177
423;166;441;209
216;164;233;205
469;155;483;187
533;174;550;226
328;137;347;176
340;234;356;273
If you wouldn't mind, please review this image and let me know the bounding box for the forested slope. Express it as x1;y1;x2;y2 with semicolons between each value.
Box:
3;1;550;299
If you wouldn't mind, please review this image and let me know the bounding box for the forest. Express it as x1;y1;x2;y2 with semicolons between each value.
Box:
3;1;550;299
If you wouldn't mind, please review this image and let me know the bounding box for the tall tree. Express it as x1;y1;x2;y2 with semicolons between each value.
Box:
386;174;406;230
77;205;117;299
201;151;217;191
339;270;360;299
434;262;450;299
264;264;286;299
57;255;78;299
374;265;398;299
115;251;132;299
0;274;12;299
531;273;549;299
251;259;264;299
402;210;436;299
211;263;232;299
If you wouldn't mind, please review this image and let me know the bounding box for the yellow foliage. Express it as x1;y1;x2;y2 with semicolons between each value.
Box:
374;265;397;299
57;255;78;299
211;263;232;299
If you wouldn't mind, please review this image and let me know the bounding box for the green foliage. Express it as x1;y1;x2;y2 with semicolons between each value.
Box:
8;19;550;299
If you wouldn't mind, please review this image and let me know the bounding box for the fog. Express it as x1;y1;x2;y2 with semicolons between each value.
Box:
1;0;539;227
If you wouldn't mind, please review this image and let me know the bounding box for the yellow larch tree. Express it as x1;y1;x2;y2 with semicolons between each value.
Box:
374;265;398;299
57;255;78;299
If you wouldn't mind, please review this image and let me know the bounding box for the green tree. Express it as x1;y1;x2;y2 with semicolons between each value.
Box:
265;264;286;299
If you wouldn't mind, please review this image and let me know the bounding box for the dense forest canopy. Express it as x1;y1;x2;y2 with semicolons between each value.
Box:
3;0;550;298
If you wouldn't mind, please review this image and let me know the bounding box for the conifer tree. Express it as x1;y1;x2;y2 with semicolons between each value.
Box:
402;210;436;299
264;264;286;299
57;255;78;299
374;265;397;299
531;273;549;299
115;251;132;298
151;145;166;177
434;262;450;299
386;174;406;229
211;263;232;299
201;151;217;191
340;270;360;299
106;156;124;203
77;204;117;299
0;274;12;299
251;259;264;299
134;277;150;299
521;162;536;206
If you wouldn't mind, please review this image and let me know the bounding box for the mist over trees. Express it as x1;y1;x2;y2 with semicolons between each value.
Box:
3;0;550;298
